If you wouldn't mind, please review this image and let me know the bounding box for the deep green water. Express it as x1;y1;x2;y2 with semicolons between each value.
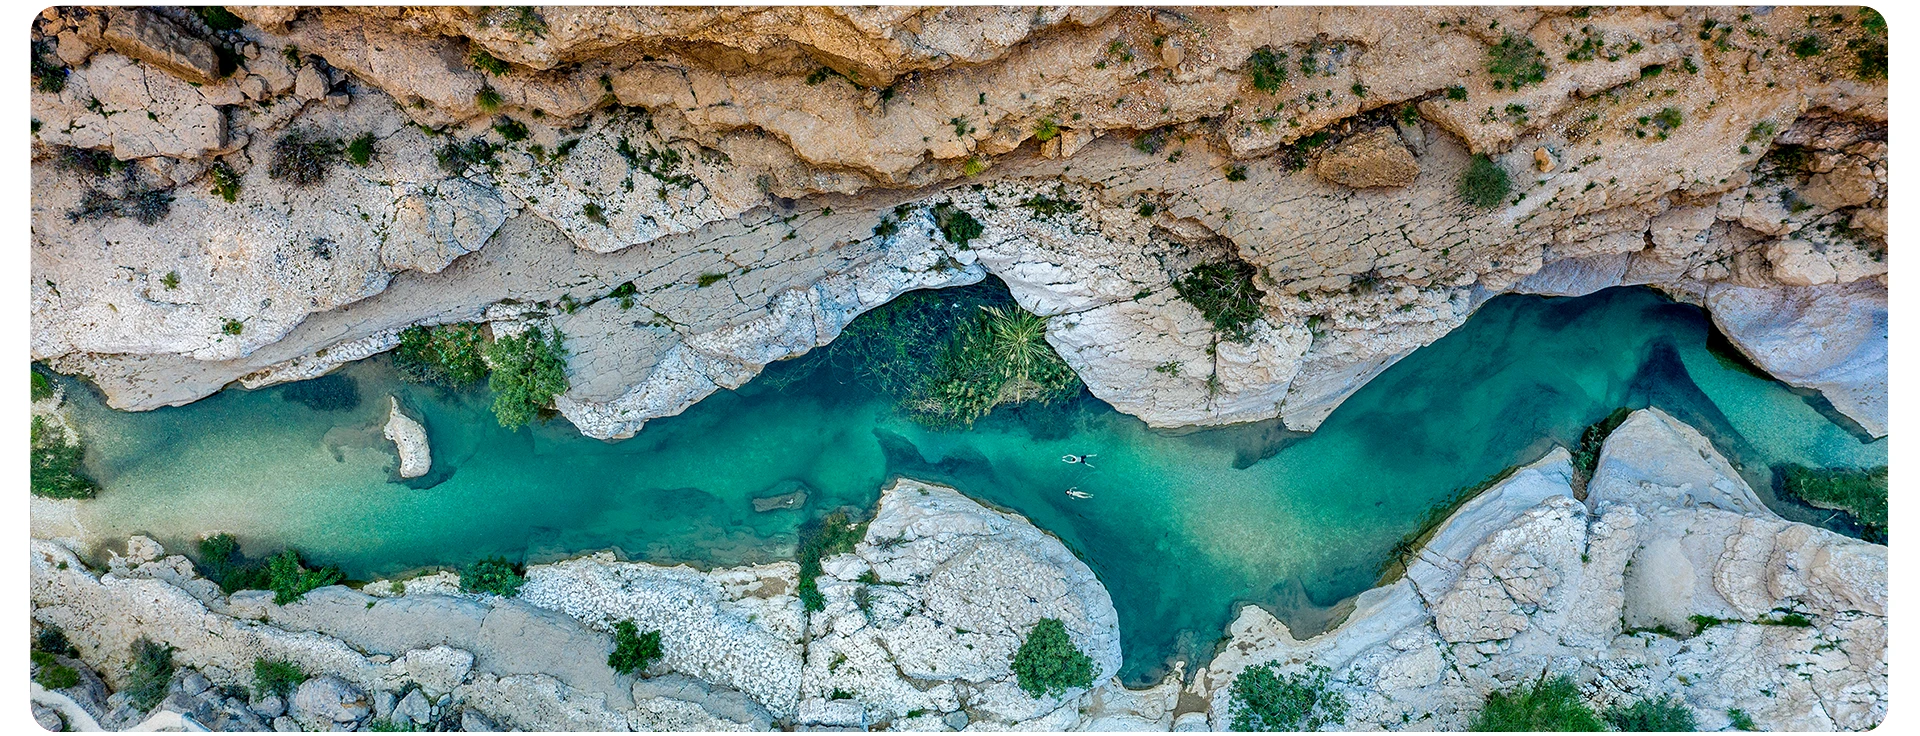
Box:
58;286;1885;683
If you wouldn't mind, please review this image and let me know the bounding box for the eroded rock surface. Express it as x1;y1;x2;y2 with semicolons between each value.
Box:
1197;410;1885;731
381;396;430;478
29;6;1886;438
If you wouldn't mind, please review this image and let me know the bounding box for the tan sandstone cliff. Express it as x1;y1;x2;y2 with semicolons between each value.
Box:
30;5;1887;438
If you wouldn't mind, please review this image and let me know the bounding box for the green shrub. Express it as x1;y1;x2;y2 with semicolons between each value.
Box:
209;162;242;202
125;638;175;712
504;7;547;39
469;48;511;75
460;556;525;597
1228;662;1348;731
31;649;81;690
485;327;570;430
1245;47;1289;92
197;7;246;31
269;131;342;187
1011;618;1095;698
253;659;306;699
1572;407;1633;482
493;117;529;142
1034;117;1060;142
475;85;503;112
1789;35;1824;58
196;533;272;593
1726;708;1756;730
1019;188;1082;217
222;318;245;335
346;133;377;166
1469;676;1603;731
367;719;421;732
933;203;984;247
31;40;68;94
1778;465;1887;541
161;271;181;289
31;369;53;401
1487;33;1548;89
437;138;499;175
796;510;868;612
30;415;98;500
34;625;76;658
1172;260;1264;343
267;549;342;604
1652;107;1683;131
1446;85;1468;101
1604;694;1696;731
697;272;729;287
583;202;609;226
607;620;664;675
394;323;490;387
1459;155;1511;208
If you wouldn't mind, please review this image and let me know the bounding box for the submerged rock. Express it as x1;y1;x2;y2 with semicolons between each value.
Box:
383;396;431;479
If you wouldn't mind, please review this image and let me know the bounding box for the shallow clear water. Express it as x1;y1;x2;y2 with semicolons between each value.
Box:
59;286;1884;683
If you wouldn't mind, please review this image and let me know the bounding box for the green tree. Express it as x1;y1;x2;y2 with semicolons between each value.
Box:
607;620;664;675
796;510;868;612
485;327;570;430
460;556;525;597
1229;662;1349;731
1010;618;1095;698
1470;676;1604;731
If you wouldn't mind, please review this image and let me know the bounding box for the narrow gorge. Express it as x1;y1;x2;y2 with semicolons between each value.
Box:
29;5;1887;733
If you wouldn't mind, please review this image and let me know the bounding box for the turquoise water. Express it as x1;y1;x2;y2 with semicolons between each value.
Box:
58;286;1884;683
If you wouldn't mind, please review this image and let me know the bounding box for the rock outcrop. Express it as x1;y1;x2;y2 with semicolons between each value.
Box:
1706;280;1888;436
381;396;431;478
29;6;1887;439
1196;410;1885;731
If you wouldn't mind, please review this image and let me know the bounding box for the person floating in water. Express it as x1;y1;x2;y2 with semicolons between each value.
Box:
1065;487;1093;499
1060;454;1097;468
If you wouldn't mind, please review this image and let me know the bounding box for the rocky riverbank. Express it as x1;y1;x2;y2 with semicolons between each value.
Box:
29;410;1884;731
30;6;1887;439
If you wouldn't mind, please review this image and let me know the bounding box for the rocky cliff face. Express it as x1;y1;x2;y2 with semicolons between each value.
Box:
30;5;1888;438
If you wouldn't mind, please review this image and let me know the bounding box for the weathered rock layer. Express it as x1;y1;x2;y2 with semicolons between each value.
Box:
30;5;1887;437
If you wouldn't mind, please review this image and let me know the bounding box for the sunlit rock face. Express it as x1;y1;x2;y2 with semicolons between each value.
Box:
31;6;1884;439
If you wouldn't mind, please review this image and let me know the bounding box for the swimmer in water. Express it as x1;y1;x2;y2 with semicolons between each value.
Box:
1080;454;1096;469
1065;487;1093;499
1061;454;1083;464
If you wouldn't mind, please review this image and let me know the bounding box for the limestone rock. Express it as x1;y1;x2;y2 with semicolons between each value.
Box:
101;8;219;84
382;396;431;478
1707;281;1886;437
1586;408;1775;515
1313;127;1420;189
289;675;369;730
401;645;472;695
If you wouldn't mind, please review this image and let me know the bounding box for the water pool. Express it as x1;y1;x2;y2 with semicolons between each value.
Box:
56;286;1885;683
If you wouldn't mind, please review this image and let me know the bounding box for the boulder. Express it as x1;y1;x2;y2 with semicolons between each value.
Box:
401;645;473;695
289;675;369;730
383;397;432;478
395;688;431;725
1313;127;1421;188
101;8;220;84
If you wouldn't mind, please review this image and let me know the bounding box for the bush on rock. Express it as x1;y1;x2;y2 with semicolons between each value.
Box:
460;556;525;597
607;620;664;675
253;659;307;699
125;638;175;711
267;549;343;605
1469;675;1604;731
1011;618;1095;698
1173;260;1265;343
1459;155;1511;208
1603;694;1698;732
395;323;490;387
1228;661;1349;731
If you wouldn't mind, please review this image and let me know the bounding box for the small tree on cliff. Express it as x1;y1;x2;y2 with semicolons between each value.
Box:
1011;618;1095;698
485;326;569;430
